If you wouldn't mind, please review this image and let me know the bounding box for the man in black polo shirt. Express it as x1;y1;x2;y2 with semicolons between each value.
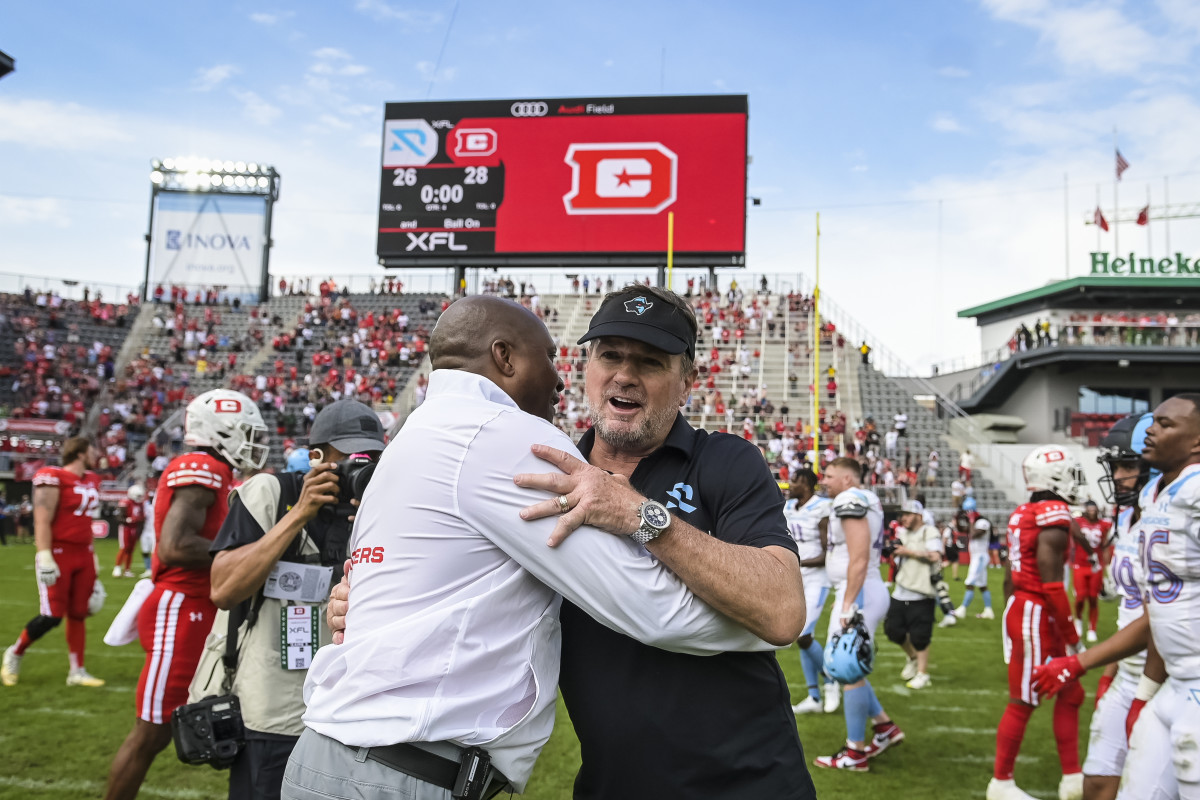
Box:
515;285;814;798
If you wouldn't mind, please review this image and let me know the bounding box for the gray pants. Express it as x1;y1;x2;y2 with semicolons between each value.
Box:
282;728;453;800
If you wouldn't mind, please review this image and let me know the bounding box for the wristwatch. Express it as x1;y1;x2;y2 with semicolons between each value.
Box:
631;499;671;546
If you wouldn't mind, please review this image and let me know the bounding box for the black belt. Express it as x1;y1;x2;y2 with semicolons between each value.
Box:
362;741;511;799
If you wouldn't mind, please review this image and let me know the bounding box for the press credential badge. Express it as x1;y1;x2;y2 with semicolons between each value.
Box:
281;605;320;670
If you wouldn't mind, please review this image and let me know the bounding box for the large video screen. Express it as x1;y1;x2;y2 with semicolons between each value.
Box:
376;95;747;267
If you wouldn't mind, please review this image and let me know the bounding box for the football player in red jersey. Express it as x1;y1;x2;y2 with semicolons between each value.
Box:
112;484;147;578
2;436;103;687
988;445;1088;800
1071;500;1112;643
104;389;267;800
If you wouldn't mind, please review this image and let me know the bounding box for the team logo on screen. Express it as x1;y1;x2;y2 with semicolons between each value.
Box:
453;128;497;157
383;119;438;167
563;143;678;215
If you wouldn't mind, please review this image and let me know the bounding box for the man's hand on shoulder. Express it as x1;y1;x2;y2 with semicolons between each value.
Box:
515;444;642;547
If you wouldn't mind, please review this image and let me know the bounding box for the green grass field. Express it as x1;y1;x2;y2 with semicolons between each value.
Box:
0;540;1111;799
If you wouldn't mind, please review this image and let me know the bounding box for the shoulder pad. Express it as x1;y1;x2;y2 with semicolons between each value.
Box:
165;456;226;490
833;490;869;519
32;469;61;487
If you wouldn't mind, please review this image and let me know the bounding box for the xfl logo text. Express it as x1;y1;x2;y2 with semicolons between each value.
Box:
406;232;467;251
564;143;678;215
511;101;548;117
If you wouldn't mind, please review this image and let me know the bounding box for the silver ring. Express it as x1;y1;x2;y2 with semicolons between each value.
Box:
556;495;570;514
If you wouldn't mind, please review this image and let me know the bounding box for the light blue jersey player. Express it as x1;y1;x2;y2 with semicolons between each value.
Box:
1117;395;1200;800
784;469;832;714
813;457;903;773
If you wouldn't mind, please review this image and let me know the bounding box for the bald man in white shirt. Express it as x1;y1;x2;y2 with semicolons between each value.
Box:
286;295;810;800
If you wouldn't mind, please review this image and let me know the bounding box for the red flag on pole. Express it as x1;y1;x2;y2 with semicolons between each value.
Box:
1137;205;1149;225
1116;150;1130;179
1094;207;1109;231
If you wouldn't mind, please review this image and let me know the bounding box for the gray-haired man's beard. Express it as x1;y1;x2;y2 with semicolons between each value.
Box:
590;403;677;451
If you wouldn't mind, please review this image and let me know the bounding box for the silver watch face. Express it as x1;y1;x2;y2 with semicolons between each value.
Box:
641;501;670;531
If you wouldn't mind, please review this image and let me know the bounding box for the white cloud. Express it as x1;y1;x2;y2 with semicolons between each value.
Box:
310;48;370;77
0;98;133;150
353;0;440;25
232;90;282;125
192;64;238;92
249;11;293;25
851;164;869;172
416;61;457;83
980;0;1187;75
932;113;967;133
0;196;68;228
938;66;971;78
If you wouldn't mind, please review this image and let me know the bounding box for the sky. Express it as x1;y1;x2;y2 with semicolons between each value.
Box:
2;0;1199;371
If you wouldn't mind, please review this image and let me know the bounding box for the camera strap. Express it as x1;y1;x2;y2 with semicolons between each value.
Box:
221;593;265;678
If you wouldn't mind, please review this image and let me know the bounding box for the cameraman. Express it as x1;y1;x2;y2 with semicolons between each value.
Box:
208;400;385;800
883;500;943;690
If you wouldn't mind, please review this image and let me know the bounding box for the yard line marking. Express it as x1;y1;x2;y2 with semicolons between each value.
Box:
20;707;98;717
910;705;976;712
949;754;1041;765
0;777;209;799
930;725;995;735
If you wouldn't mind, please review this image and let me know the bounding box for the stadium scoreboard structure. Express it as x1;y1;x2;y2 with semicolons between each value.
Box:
376;95;748;268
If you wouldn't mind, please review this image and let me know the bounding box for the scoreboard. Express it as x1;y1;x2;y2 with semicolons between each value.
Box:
376;95;747;267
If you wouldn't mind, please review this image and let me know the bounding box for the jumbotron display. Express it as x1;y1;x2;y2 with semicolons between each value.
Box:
376;95;748;267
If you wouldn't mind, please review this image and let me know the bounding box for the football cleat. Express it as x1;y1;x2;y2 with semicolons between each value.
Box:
823;681;841;713
986;778;1037;800
814;743;869;771
901;657;919;681
1058;772;1083;800
791;696;824;714
1074;619;1084;638
906;672;931;690
864;721;905;757
938;613;958;628
977;607;995;620
112;566;123;578
954;605;968;619
1;646;21;686
1085;629;1098;643
138;570;152;579
65;668;105;687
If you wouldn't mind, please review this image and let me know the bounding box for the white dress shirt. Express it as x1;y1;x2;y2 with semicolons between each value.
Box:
302;369;771;790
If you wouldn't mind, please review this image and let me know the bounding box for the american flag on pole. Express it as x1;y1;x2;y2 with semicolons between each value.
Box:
1116;149;1130;180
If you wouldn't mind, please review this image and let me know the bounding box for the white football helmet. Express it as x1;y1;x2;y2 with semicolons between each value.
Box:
183;389;268;471
127;484;146;503
1023;445;1086;504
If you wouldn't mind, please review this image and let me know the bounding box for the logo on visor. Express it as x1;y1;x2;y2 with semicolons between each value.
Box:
624;297;653;315
563;143;678;215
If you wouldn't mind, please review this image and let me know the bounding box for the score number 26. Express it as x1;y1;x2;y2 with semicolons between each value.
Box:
393;167;489;186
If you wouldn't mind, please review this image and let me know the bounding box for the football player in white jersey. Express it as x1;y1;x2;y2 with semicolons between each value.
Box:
785;469;834;715
1033;413;1156;800
1115;394;1200;800
957;516;996;619
813;457;904;772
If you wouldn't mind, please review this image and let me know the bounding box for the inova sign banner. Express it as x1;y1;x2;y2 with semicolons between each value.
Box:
149;192;267;289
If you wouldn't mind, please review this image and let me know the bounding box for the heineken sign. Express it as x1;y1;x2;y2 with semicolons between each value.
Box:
1091;252;1198;275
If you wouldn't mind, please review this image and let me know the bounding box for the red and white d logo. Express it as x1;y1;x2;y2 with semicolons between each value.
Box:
214;398;242;413
563;143;678;215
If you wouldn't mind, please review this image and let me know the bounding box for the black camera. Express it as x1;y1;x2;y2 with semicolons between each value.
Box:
334;453;377;503
171;694;245;769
